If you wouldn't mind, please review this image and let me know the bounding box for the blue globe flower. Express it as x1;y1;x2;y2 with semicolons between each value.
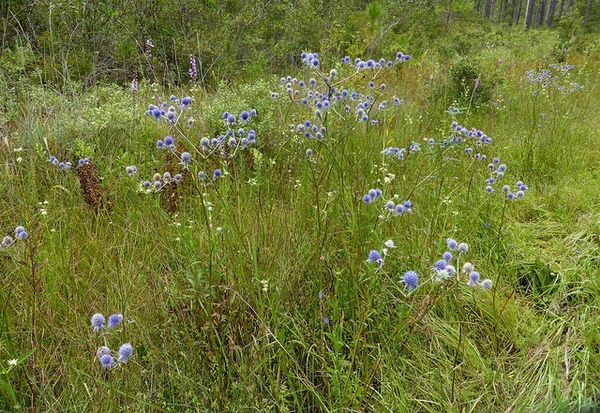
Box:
401;270;419;291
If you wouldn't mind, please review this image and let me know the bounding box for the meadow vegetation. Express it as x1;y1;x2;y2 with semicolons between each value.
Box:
1;2;600;412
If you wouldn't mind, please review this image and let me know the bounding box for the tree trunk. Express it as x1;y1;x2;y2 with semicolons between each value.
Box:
515;0;524;24
484;0;494;17
557;0;565;18
491;0;498;17
524;0;536;28
537;0;546;26
584;0;592;23
546;0;558;26
565;0;574;14
500;0;508;20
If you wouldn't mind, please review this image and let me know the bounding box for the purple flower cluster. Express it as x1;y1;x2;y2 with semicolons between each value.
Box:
48;156;72;170
189;54;198;82
502;180;529;200
362;188;382;204
1;225;28;249
527;64;583;94
140;171;183;191
91;312;123;332
273;51;409;132
291;119;326;140
449;122;492;146
144;96;192;123
301;52;320;68
96;343;133;369
382;147;406;160
91;313;132;366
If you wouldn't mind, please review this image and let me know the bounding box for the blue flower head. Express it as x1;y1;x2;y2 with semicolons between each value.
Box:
446;238;458;250
213;169;222;179
367;250;382;264
401;270;419;291
433;260;446;271
240;111;250;121
468;271;480;286
100;354;114;369
164;136;174;146
118;343;133;363
180;152;191;165
108;314;122;329
443;251;453;262
91;313;105;332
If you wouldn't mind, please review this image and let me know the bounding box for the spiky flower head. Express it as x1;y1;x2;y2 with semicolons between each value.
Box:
96;346;111;359
433;260;446;271
462;262;474;274
467;271;480;286
118;343;133;363
100;354;114;369
401;270;419;291
108;314;123;329
480;279;493;290
91;313;105;332
367;250;382;264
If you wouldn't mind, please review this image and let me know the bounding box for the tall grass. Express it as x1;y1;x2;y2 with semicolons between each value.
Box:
1;30;600;413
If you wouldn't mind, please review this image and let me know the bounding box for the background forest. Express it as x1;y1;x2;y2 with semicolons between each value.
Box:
0;0;598;87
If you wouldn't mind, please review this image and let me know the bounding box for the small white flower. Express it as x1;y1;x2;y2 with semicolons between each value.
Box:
7;359;17;366
462;262;474;273
434;269;450;282
260;279;269;292
480;279;493;290
384;239;396;249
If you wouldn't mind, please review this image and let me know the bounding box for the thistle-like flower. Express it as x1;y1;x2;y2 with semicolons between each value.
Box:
401;270;419;291
108;314;123;330
91;313;105;332
118;343;133;363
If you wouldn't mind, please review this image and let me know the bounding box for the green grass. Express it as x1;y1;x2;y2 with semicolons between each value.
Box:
1;30;600;412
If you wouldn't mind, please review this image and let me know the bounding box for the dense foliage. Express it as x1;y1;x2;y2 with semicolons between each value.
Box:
0;0;599;87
